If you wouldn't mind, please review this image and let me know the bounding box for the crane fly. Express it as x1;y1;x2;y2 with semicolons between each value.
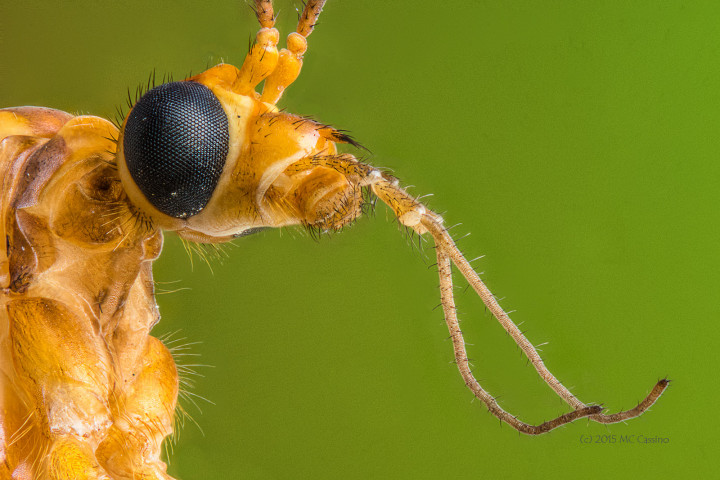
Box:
0;1;668;478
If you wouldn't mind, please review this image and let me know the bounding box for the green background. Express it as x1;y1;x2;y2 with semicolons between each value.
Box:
0;1;715;478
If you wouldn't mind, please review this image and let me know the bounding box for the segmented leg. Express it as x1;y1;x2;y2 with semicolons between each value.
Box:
435;251;602;434
419;215;670;426
290;153;669;434
261;0;328;104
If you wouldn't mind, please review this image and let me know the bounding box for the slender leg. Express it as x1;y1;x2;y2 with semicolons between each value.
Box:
289;153;669;434
420;215;670;424
435;249;602;434
261;0;328;104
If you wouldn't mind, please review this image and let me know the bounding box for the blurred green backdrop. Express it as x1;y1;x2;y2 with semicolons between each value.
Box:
0;1;715;478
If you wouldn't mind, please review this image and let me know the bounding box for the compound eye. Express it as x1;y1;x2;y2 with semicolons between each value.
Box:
122;81;229;218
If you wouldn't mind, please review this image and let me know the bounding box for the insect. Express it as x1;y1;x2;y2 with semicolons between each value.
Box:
0;1;668;478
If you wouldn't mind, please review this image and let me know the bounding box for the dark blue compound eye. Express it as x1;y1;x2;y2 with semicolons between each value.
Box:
123;81;229;218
